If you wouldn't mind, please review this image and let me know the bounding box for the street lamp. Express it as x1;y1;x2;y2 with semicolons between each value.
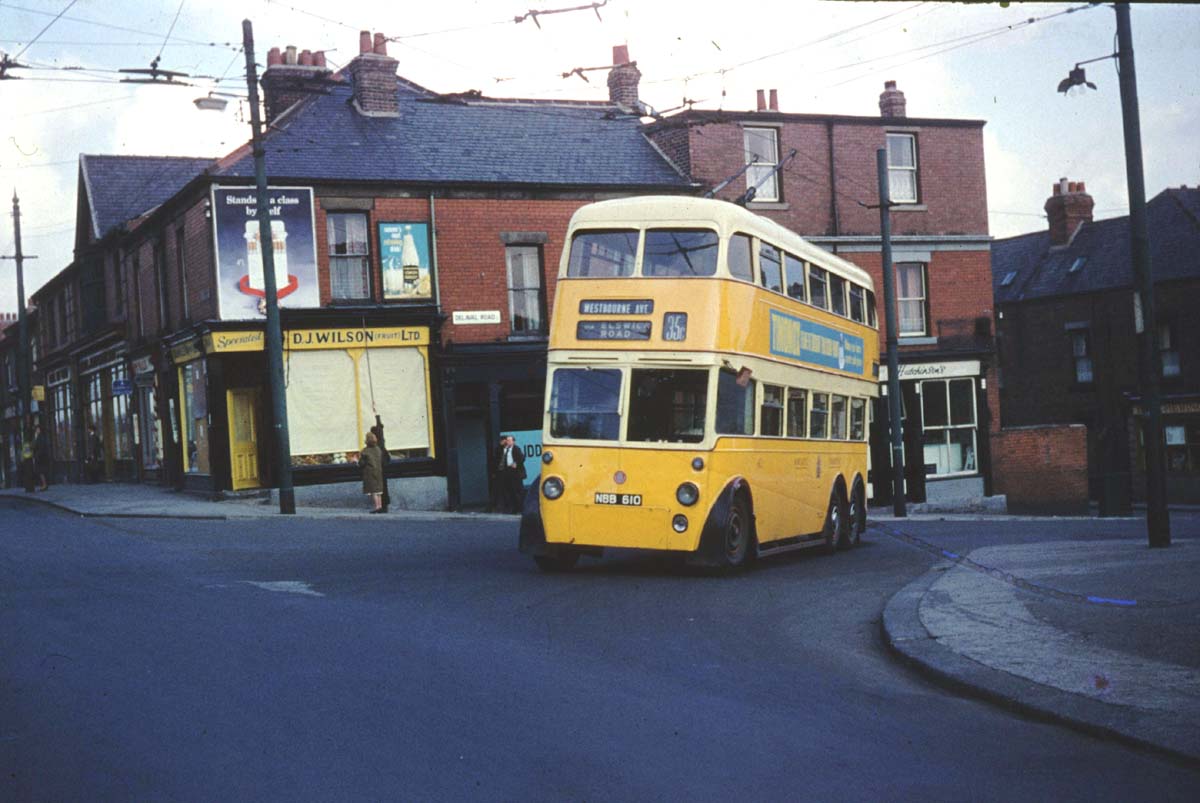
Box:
1058;3;1169;547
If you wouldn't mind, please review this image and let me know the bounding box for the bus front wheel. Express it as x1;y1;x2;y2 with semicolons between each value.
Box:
823;490;848;555
720;494;752;570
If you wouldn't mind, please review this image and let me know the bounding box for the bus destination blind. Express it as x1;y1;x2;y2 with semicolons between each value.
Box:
576;321;653;341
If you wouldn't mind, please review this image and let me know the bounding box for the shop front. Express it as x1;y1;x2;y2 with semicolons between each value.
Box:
1132;396;1200;505
77;342;135;482
871;358;993;506
130;353;165;483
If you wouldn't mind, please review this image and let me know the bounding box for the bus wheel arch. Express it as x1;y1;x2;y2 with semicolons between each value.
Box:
693;477;756;571
823;477;850;554
847;476;866;546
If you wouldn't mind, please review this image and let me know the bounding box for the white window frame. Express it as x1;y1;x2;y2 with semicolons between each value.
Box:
505;245;546;336
743;127;780;203
896;262;927;336
920;378;978;477
886;133;918;203
1072;330;1093;384
327;211;372;301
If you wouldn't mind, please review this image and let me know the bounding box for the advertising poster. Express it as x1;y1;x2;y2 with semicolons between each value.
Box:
378;222;433;301
511;429;543;488
212;186;319;320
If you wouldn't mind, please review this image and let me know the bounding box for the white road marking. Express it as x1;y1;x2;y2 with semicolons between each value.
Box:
241;580;324;597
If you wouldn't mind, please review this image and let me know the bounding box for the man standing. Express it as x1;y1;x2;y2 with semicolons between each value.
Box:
497;434;526;514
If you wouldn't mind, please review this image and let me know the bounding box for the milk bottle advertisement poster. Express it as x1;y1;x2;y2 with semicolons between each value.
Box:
378;222;433;301
211;186;319;319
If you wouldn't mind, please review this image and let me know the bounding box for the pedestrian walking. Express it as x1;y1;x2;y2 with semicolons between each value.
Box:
19;426;35;493
359;431;384;513
32;422;50;492
86;423;104;483
496;434;526;514
371;421;391;513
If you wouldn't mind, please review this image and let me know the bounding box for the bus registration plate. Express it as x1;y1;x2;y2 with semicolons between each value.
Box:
595;492;642;506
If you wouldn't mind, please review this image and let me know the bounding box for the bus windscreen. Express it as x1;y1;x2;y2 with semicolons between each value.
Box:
549;368;622;440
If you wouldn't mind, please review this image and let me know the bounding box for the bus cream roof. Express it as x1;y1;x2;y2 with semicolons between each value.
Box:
568;195;874;289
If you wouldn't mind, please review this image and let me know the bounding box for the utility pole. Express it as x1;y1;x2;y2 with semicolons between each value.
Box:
876;149;906;517
2;191;36;456
1115;3;1168;547
243;19;295;514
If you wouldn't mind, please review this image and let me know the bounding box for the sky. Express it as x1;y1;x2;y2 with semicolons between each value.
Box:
1;0;1197;313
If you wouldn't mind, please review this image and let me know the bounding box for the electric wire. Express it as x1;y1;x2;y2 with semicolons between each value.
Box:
10;0;80;61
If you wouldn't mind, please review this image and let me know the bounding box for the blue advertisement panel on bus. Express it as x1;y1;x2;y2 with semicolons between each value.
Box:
768;309;866;375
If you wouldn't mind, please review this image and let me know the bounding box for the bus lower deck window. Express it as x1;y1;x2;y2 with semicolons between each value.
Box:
549;368;622;440
627;369;708;443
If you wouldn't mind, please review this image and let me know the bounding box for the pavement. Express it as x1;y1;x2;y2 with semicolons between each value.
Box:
3;481;1198;767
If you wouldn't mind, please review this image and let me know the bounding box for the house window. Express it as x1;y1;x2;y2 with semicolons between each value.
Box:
1165;420;1200;473
113;253;125;316
921;378;977;476
1071;330;1093;383
897;263;927;336
743;127;780;202
1000;270;1018;287
154;240;169;331
506;245;545;335
1159;321;1180;377
327;212;371;300
176;227;190;322
886;133;918;203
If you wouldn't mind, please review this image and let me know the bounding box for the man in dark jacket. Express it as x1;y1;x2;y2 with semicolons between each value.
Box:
496;434;526;514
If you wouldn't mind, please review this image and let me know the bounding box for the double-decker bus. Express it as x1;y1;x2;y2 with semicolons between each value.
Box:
519;196;879;571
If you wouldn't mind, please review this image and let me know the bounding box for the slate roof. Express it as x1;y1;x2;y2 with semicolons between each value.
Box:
80;154;216;240
215;81;692;189
991;187;1200;304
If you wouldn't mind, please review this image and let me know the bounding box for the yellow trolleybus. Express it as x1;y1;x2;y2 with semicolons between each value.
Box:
519;196;879;571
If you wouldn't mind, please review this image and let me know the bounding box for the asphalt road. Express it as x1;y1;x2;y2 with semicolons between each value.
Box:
2;499;1197;801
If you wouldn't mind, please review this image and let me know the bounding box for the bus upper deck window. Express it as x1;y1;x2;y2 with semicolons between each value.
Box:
643;229;719;277
727;234;754;282
829;274;847;317
866;289;878;327
849;284;865;323
784;253;806;302
567;230;638;278
759;243;783;294
809;265;829;310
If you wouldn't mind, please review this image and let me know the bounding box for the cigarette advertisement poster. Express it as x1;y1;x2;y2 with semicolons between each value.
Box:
378;222;433;301
212;186;320;319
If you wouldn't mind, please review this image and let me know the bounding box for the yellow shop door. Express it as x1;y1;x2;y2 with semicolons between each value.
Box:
227;388;261;490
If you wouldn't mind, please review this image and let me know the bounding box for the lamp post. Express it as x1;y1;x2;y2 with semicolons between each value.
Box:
2;192;35;472
242;19;295;514
1058;3;1168;547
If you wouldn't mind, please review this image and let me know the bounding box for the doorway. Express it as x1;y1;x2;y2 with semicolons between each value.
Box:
226;388;261;490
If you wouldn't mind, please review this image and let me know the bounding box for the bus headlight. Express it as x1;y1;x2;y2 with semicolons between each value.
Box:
676;482;699;506
672;515;689;533
542;476;564;500
542;450;554;465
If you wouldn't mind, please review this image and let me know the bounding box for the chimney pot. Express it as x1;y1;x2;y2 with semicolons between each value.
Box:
374;33;388;55
314;51;327;68
267;47;282;67
349;30;400;117
879;80;906;118
299;49;313;66
756;89;766;111
769;89;778;111
612;45;630;65
285;45;297;65
360;30;372;54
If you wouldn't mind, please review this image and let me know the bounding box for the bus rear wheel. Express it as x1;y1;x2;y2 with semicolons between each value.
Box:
823;489;848;555
533;550;580;572
844;484;865;549
720;494;752;570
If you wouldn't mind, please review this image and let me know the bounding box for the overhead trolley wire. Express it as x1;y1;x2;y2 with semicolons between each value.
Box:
9;0;80;61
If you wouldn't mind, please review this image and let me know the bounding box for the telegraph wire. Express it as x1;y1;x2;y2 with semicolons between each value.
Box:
10;0;80;61
1;3;242;50
155;0;188;63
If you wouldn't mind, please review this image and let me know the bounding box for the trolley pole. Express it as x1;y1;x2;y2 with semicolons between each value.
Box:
1115;3;1168;547
2;192;36;447
876;149;906;517
243;19;295;514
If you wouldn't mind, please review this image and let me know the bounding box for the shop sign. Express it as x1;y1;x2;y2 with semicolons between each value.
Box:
285;326;429;350
1132;400;1200;416
31;385;44;402
131;355;155;377
171;340;204;364
510;429;543;488
112;378;133;396
879;360;980;382
379;222;433;301
452;310;501;325
211;185;320;320
205;330;265;353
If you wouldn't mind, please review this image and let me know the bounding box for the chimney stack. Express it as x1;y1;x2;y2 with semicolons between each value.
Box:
768;89;778;111
756;89;766;112
1044;178;1094;246
607;45;641;110
349;30;400;117
879;80;906;118
261;42;334;125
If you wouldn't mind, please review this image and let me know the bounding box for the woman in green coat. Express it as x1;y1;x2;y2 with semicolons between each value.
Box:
360;431;384;513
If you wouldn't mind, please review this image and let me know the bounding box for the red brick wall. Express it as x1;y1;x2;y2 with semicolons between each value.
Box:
992;424;1089;514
